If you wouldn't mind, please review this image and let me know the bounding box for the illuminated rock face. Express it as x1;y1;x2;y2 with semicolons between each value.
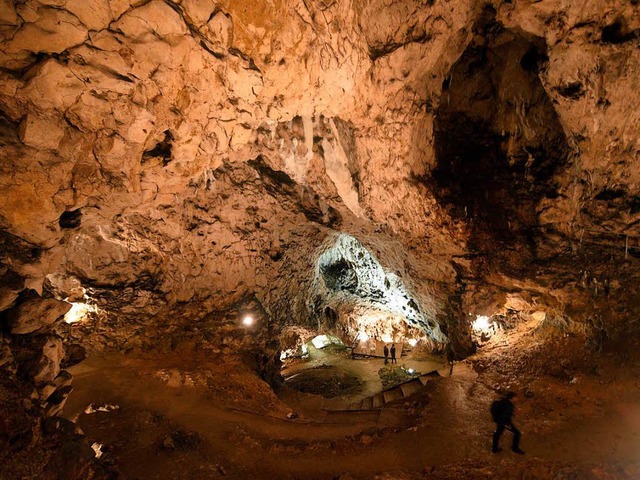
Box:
0;1;639;360
314;234;446;343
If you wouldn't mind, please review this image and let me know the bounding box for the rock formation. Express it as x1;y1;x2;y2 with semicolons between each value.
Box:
1;0;639;477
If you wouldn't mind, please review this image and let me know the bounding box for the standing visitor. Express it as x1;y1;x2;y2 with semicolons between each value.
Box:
490;391;525;454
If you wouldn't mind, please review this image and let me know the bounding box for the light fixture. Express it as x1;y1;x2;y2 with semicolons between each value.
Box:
359;331;369;342
408;368;415;374
408;339;418;347
381;334;392;343
242;315;254;326
472;315;491;332
63;302;97;324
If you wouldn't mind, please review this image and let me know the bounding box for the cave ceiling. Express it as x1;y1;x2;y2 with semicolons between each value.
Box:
0;0;639;357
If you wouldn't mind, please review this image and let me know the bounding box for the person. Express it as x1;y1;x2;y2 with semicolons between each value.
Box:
390;344;397;364
490;391;525;454
445;343;455;376
383;344;389;364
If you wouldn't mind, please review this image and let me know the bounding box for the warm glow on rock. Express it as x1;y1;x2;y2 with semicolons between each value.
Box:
63;302;97;324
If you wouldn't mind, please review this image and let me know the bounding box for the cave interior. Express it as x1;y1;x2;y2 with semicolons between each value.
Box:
1;1;640;479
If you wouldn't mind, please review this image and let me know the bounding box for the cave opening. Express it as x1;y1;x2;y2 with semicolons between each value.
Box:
273;234;451;403
314;233;447;345
432;15;570;258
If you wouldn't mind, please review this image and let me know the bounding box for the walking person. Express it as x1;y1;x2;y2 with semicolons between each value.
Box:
383;344;389;365
445;343;455;376
390;344;397;364
490;391;525;454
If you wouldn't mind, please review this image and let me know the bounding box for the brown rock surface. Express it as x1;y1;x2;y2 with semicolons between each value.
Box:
6;298;71;335
0;0;640;477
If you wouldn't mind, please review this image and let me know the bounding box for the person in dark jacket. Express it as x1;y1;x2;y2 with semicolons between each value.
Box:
491;391;525;454
390;344;397;364
383;344;389;364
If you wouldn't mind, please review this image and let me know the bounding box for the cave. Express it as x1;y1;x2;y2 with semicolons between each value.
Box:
2;1;640;479
432;14;570;264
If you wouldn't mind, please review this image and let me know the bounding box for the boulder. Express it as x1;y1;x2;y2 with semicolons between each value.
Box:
0;288;19;312
18;114;66;150
7;298;71;335
45;385;73;417
61;344;86;369
32;336;64;383
53;370;73;389
37;382;57;402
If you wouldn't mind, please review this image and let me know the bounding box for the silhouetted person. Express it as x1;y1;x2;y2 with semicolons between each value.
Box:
445;343;455;376
383;344;389;364
390;344;397;364
491;391;524;454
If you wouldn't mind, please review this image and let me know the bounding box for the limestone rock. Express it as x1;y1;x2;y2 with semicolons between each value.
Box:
61;344;87;369
45;385;73;417
32;336;64;383
0;343;14;370
0;288;18;313
18;114;66;150
37;382;57;402
53;370;73;390
6;298;71;335
0;6;88;68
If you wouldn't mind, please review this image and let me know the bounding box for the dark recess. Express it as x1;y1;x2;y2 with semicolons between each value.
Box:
59;209;82;229
321;259;358;293
555;81;585;100
142;130;174;166
601;19;640;44
430;9;569;262
248;156;342;227
594;188;626;201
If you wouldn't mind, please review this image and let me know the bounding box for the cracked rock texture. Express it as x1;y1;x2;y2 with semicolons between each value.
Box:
0;0;639;386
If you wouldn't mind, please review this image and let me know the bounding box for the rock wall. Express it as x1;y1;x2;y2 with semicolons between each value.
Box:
0;0;639;359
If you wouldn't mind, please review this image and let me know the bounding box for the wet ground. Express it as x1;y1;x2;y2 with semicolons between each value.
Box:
64;327;640;479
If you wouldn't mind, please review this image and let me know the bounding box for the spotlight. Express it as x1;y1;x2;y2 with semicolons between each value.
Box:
472;315;491;332
408;339;418;347
242;315;254;326
408;368;415;374
63;302;97;324
359;332;369;342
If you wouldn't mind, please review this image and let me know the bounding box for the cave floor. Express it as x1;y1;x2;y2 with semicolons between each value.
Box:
65;330;640;479
280;345;447;409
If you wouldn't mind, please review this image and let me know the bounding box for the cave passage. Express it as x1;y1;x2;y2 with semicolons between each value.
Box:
313;234;446;344
432;16;570;254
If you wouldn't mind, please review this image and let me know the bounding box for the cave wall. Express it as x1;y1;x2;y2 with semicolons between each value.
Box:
0;0;639;357
3;1;640;477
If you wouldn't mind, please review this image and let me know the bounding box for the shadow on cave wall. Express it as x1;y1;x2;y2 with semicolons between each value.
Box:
431;8;570;267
